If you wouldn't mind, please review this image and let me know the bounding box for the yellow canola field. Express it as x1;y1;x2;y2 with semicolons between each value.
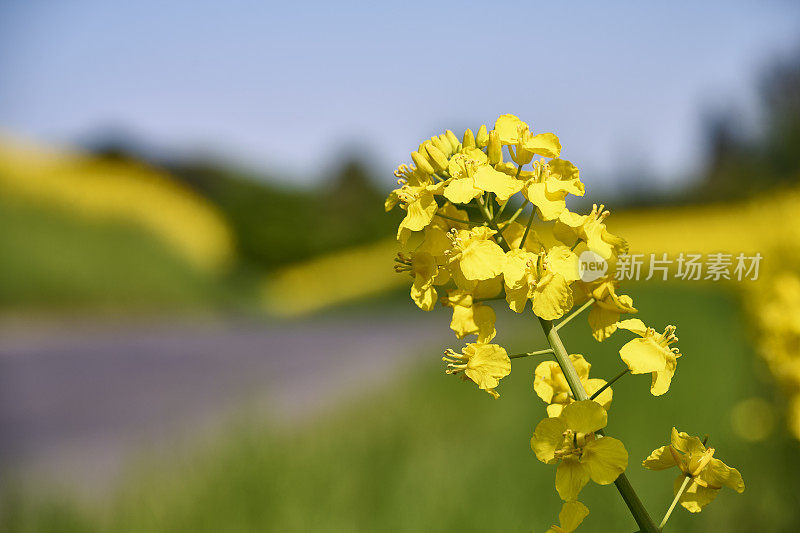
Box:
0;136;234;272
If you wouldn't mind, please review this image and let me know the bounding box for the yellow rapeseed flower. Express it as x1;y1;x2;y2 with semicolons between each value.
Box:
555;204;627;260
616;318;682;396
443;342;511;399
546;501;589;533
531;401;628;501
446;226;507;282
534;354;613;416
643;428;744;513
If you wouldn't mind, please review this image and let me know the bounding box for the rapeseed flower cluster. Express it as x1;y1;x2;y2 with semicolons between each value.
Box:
386;114;743;531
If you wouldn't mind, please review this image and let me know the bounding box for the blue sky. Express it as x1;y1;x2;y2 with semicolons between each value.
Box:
1;1;798;188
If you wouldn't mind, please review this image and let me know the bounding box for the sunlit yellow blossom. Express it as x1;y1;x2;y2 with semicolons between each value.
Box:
446;226;506;282
443;148;522;204
586;278;637;341
531;401;628;501
546;501;589;533
442;286;498;342
534;354;613;416
643;428;744;513
443;342;511;398
400;203;471;258
494;113;562;163
393;251;443;311
387;164;445;240
531;245;581;320
521;159;584;221
616;319;682;396
555;204;627;260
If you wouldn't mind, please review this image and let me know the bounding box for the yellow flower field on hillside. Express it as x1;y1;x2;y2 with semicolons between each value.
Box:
0;136;234;271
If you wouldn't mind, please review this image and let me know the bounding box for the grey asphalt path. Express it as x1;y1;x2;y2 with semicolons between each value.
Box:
0;309;452;498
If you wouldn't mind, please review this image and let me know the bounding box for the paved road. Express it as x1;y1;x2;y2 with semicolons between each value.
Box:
0;310;452;497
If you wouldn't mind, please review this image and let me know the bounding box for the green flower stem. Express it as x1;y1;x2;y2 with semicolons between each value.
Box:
590;367;631;401
500;199;530;228
476;197;510;250
554;298;595;331
508;348;554;360
519;211;535;249
659;475;692;529
538;317;661;533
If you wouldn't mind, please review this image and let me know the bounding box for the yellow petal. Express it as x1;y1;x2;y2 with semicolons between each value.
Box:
526;182;567;221
556;457;591;501
619;337;668;374
670;427;707;455
548;158;579;179
410;280;437;311
533;361;561;403
494;113;527;145
546;245;580;282
558;500;589;532
582;436;628;484
463;343;511;398
443;178;481;204
703;458;745;493
532;272;574;320
531;416;569;464
589;306;623;342
398;192;437;232
503;249;536;289
505;286;530;313
473;166;523;201
642;445;678;471
523;132;561;158
650;357;677;396
677;477;719;513
584;378;612;411
561;400;607;434
459;240;506;281
616;318;648;336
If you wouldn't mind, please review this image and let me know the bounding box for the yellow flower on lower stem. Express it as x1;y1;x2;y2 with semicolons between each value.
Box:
442;288;497;342
443;342;511;399
643;428;744;513
587;279;637;341
616;318;681;396
531;401;628;501
546;501;589;533
534;354;613;416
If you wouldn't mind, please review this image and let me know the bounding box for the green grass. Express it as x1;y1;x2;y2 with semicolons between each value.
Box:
0;197;228;311
3;285;799;532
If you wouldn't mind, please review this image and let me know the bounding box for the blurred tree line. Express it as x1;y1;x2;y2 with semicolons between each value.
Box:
164;157;401;271
696;47;800;200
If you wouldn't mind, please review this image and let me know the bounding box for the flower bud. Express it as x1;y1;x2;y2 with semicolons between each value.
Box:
445;130;461;153
488;130;503;164
511;142;534;165
462;128;476;149
411;150;435;174
431;136;451;158
476;125;489;148
425;143;449;172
